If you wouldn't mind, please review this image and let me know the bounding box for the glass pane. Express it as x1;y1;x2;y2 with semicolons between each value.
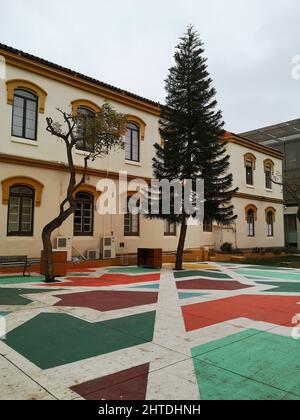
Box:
12;116;23;127
26;100;37;111
13;96;24;107
15;89;37;101
12;125;23;137
21;222;31;232
8;223;18;232
10;186;33;195
25;128;36;140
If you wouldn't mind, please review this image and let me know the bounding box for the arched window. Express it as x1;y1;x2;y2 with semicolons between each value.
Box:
7;186;34;236
264;160;275;190
76;107;96;152
267;211;274;237
124;195;140;236
265;207;276;237
74;192;94;236
125;123;140;162
12;89;38;140
164;220;177;236
247;209;255;237
244;153;256;186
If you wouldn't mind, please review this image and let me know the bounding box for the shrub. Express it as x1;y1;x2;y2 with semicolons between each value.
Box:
221;242;233;254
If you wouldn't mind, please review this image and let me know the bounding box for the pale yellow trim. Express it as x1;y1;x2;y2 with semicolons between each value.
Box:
1;50;161;116
74;184;101;200
244;153;257;170
2;176;44;206
127;115;147;141
265;207;276;223
71;99;101;115
245;204;258;221
6;79;47;113
264;159;275;174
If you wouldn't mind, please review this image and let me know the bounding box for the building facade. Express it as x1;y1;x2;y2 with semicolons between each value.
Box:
0;44;285;259
241;119;300;249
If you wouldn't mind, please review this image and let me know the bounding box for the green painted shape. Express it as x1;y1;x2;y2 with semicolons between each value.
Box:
192;329;300;400
0;276;45;285
129;283;160;290
0;288;59;306
174;270;231;280
243;265;288;271
5;311;156;369
0;312;8;317
235;269;300;281
178;292;206;300
108;267;160;274
256;281;300;293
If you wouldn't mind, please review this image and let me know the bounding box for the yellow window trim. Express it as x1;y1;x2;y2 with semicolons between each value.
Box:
265;207;276;223
245;204;258;221
6;79;47;114
127;115;146;141
264;159;275;174
244;153;257;170
71;99;101;115
2;176;44;206
74;184;101;201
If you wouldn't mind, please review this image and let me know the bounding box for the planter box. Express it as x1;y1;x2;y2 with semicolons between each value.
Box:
138;248;162;269
40;250;67;277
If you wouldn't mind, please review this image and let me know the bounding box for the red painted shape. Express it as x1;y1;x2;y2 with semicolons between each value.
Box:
71;363;149;400
40;273;160;288
54;290;158;311
182;295;300;332
176;279;252;291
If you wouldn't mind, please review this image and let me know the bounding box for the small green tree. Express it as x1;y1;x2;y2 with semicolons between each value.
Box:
42;103;127;283
151;26;238;270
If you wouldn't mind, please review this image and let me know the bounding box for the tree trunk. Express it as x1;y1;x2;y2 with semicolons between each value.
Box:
41;206;75;283
175;219;188;270
297;204;300;225
42;229;55;283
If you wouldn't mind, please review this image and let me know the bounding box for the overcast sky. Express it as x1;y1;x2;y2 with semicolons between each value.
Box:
1;0;300;132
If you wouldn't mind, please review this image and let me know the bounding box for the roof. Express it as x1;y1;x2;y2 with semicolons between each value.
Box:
223;131;284;160
0;42;287;160
240;118;300;146
0;43;161;115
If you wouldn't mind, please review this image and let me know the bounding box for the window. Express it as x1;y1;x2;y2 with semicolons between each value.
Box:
7;186;34;236
265;166;272;189
264;160;274;190
125;123;140;162
247;210;255;237
76;107;95;152
164;220;177;236
244;153;256;186
124;197;140;236
203;218;213;233
246;160;254;185
12;89;38;140
267;211;274;237
74;192;94;236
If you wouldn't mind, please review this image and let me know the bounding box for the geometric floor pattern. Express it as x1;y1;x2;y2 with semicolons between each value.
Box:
0;262;300;400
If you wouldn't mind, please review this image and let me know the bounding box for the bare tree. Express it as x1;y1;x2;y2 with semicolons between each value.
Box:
42;103;127;282
273;171;300;222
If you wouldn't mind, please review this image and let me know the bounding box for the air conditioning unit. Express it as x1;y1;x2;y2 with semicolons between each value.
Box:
100;236;116;260
86;249;100;261
54;236;72;262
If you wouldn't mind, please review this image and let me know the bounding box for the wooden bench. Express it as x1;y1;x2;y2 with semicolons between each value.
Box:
0;256;31;277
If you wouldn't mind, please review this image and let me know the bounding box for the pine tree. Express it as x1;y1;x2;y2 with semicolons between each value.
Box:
152;26;238;270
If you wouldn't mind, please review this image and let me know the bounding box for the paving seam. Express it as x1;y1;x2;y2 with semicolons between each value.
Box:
0;353;59;400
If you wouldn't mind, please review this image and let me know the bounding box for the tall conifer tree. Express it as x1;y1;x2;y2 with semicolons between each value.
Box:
152;26;238;270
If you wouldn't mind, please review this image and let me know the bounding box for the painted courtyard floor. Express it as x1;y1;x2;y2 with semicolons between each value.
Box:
1;262;300;400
